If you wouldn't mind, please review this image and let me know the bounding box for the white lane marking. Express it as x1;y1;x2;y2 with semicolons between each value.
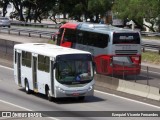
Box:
0;65;13;71
0;99;60;120
0;99;32;111
1;64;160;109
95;90;160;109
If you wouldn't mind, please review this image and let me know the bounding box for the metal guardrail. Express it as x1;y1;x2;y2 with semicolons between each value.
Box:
10;21;61;29
142;44;160;54
0;27;160;54
141;31;160;36
10;21;160;36
0;27;56;39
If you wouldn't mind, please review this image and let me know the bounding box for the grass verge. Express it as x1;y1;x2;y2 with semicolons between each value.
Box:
142;51;160;65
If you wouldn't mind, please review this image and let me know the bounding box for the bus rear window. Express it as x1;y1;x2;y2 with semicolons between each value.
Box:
113;33;140;44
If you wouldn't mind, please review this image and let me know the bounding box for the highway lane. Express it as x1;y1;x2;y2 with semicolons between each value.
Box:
0;65;160;120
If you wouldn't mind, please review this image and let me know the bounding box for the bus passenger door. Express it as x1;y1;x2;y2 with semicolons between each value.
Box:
17;52;21;86
100;58;109;74
95;56;110;75
50;60;54;95
32;56;38;91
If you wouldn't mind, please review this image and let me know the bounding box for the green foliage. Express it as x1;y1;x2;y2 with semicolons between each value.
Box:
88;0;111;15
112;0;160;31
1;0;113;23
48;40;55;44
1;0;159;30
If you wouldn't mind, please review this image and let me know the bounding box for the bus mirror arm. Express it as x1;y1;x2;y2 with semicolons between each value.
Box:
110;58;113;66
52;32;59;41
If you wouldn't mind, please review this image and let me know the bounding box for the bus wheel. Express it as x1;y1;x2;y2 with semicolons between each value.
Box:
47;89;53;101
25;81;31;94
78;96;85;101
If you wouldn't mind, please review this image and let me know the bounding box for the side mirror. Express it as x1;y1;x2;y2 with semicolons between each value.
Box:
52;34;58;41
92;62;96;68
53;62;57;69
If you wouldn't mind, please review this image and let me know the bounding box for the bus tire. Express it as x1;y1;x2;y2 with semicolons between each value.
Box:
25;80;31;94
46;88;53;102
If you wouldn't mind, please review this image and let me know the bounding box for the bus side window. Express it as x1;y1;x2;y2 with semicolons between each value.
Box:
80;31;89;45
77;31;84;44
22;51;31;68
38;55;50;73
86;32;109;48
98;34;109;48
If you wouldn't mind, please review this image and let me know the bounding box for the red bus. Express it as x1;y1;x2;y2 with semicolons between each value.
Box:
53;23;141;75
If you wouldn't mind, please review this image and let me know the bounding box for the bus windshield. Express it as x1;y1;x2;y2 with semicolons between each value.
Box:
55;54;94;85
113;56;132;66
113;33;140;44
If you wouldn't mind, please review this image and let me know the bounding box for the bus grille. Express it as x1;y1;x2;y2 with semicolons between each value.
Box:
115;50;138;54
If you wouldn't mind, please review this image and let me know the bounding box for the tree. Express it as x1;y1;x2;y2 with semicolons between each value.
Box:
0;0;10;17
23;0;34;22
57;0;112;23
112;0;160;32
9;0;25;21
9;0;56;22
48;0;58;24
58;0;86;21
88;0;112;22
28;0;56;23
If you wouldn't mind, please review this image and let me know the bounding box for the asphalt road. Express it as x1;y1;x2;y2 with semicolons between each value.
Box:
0;65;160;120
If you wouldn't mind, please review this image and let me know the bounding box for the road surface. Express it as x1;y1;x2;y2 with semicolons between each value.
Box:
0;65;160;120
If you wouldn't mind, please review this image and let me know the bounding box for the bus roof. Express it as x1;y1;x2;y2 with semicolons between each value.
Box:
14;43;91;57
61;22;139;34
60;22;78;29
78;23;139;34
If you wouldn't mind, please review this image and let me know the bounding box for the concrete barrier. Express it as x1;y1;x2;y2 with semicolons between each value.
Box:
94;74;160;101
111;77;119;90
117;79;126;92
94;74;119;90
95;74;112;89
133;83;150;97
122;81;136;95
117;80;150;98
147;86;160;101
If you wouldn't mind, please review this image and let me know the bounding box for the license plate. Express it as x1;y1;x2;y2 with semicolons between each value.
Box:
72;93;79;96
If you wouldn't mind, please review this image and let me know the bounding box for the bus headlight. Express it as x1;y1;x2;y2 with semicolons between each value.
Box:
56;86;65;93
88;85;93;91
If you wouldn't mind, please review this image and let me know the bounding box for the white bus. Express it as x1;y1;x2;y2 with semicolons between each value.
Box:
14;43;95;101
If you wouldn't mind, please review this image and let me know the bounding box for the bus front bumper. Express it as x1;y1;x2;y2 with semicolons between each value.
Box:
55;85;94;98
